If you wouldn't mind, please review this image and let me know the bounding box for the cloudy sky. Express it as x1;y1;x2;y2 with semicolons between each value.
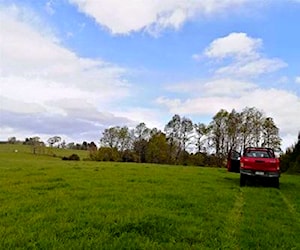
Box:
0;0;299;150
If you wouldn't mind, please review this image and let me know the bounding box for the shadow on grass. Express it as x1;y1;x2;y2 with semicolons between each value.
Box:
242;177;279;188
222;173;283;189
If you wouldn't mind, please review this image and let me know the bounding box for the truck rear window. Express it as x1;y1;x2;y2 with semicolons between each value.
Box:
245;151;271;158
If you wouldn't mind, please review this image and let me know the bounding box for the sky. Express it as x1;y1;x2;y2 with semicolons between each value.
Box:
0;0;300;150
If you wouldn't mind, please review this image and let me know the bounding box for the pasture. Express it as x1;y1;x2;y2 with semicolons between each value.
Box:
0;145;299;249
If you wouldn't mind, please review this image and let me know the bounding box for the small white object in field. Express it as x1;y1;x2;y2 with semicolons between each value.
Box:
14;149;18;153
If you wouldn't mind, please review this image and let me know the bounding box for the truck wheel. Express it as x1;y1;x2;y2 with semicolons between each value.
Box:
273;178;279;188
240;174;246;187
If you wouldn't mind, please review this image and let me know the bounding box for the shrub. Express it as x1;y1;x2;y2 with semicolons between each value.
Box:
89;147;121;162
62;154;80;161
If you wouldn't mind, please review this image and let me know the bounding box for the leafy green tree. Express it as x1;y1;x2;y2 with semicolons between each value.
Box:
280;132;300;173
118;126;133;154
240;107;264;150
90;147;120;161
225;109;242;153
165;114;194;164
146;132;168;164
209;109;229;157
262;117;281;149
100;127;120;148
100;126;133;159
165;114;181;164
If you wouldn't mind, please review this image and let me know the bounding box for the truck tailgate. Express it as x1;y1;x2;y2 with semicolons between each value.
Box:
241;157;279;171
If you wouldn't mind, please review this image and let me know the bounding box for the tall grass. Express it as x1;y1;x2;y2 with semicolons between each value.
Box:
0;145;299;249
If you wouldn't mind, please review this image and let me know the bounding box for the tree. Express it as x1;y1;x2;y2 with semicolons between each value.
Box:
240;107;264;150
67;142;75;149
180;117;194;152
165;115;181;163
100;126;133;157
209;109;229;157
194;123;208;154
262;117;281;149
8;137;17;144
47;136;61;147
225;109;242;153
280;132;300;173
91;147;120;162
81;141;88;150
133;123;150;163
60;140;66;149
118;126;133;154
165;114;194;164
24;137;44;154
88;141;97;151
180;117;194;164
100;127;120;148
146;132;169;164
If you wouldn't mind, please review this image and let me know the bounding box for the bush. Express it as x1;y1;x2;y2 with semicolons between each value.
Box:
89;147;121;162
62;154;80;161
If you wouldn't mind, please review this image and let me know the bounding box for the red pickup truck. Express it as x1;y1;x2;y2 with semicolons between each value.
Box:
227;147;280;188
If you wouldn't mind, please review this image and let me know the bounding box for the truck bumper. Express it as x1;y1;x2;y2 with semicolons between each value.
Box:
240;169;280;178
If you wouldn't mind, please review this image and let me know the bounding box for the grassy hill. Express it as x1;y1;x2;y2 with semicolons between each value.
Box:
0;143;89;159
0;144;299;249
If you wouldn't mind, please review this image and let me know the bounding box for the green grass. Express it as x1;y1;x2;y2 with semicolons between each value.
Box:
0;145;299;249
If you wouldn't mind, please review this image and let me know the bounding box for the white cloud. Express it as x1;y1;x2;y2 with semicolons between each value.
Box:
112;107;166;130
166;78;257;97
45;0;55;15
68;0;251;35
277;76;289;84
295;76;300;84
156;95;238;115
204;32;262;60
216;58;287;77
0;5;134;141
203;32;287;78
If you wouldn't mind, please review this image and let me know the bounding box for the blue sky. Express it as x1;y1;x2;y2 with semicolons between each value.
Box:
0;0;300;149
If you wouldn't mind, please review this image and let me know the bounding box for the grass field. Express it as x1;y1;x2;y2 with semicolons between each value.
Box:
0;145;299;249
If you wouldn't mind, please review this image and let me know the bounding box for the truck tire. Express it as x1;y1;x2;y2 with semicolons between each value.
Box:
273;177;280;189
240;174;246;187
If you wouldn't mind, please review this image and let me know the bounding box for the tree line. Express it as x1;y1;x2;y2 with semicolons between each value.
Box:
90;107;282;167
6;106;299;171
280;132;300;173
